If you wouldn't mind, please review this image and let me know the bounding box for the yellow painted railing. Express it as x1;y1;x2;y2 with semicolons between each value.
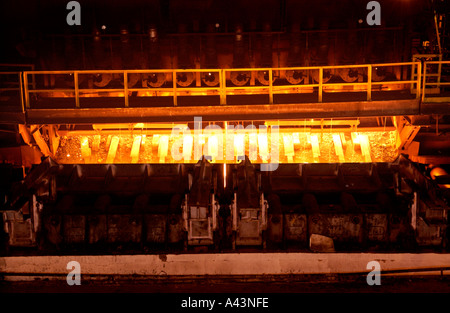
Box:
2;61;431;109
422;60;450;102
0;72;25;112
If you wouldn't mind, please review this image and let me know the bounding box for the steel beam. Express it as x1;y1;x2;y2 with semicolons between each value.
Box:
25;99;421;124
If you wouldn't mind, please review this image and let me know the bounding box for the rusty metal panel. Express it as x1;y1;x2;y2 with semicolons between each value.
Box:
63;215;86;244
167;214;184;243
144;214;166;243
388;214;410;244
238;220;259;238
44;215;63;246
190;220;209;238
267;214;283;243
236;219;262;246
88;215;107;244
416;217;444;246
3;211;36;247
365;214;388;242
284;214;307;242
424;208;447;223
107;214;142;243
308;214;363;243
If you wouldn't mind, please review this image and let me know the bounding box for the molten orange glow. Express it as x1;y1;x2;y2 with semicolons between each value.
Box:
430;167;450;189
54;128;399;164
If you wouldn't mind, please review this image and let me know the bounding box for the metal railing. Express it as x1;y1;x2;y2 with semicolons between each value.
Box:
0;72;25;112
2;61;429;110
22;69;224;108
422;60;450;102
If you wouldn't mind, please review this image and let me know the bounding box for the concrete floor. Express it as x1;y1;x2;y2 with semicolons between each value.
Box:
1;275;450;293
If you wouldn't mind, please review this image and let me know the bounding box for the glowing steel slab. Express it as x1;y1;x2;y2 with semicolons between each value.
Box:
283;135;294;163
207;135;219;160
92;135;101;152
130;136;142;163
152;135;160;150
182;135;193;161
258;134;269;162
54;130;398;164
332;134;345;163
249;133;258;161
351;132;361;151
293;133;301;150
340;133;347;146
359;135;372;163
234;134;245;160
80;137;91;161
106;137;119;163
310;135;320;163
158;135;169;163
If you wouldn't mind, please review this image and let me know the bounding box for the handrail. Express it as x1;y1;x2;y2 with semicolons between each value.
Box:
422;60;450;102
0;71;24;112
0;61;435;110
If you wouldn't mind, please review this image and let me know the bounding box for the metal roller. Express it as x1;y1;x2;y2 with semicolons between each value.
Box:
176;72;195;87
371;66;387;82
357;66;386;83
93;73;113;88
285;70;305;85
118;73;141;88
337;68;361;83
144;72;166;88
310;69;333;84
201;72;220;87
230;71;250;86
256;70;275;86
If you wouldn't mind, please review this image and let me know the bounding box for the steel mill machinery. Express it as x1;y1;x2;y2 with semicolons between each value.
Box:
182;157;221;248
229;156;269;249
0;0;449;280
